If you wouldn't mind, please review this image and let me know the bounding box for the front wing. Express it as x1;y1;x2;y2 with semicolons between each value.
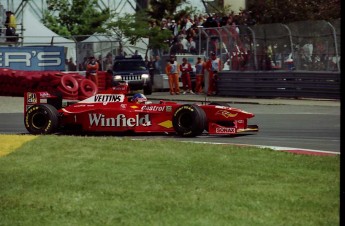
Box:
208;122;259;135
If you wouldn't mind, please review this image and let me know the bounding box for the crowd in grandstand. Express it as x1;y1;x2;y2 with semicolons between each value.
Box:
151;10;256;56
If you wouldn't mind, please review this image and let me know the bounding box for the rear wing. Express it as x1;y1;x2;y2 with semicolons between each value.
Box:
24;92;62;114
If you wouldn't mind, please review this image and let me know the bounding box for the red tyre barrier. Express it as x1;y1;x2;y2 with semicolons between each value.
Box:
50;78;61;87
48;73;63;81
60;74;79;92
37;81;52;87
40;73;62;87
98;80;106;86
41;73;51;82
0;68;12;77
71;74;85;83
79;79;98;97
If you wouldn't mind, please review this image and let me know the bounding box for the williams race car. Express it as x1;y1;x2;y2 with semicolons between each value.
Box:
24;84;258;137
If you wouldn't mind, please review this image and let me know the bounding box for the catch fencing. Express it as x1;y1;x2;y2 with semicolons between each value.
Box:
0;19;341;99
1;19;340;73
195;19;341;99
196;19;340;72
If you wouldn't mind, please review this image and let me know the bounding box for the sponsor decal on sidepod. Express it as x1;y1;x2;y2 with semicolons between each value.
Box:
141;105;165;111
79;94;125;104
89;113;151;127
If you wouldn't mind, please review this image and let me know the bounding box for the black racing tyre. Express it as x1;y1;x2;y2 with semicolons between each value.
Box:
173;104;206;137
24;104;59;135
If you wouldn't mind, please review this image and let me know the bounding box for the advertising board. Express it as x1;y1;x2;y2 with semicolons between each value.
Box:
0;46;65;71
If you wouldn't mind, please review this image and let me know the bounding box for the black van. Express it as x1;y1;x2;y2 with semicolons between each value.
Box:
112;55;152;95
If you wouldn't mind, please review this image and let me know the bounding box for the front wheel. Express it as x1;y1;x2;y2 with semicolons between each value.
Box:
24;104;59;135
172;104;206;137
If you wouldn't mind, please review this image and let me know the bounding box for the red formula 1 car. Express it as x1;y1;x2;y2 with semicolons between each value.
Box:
24;84;258;137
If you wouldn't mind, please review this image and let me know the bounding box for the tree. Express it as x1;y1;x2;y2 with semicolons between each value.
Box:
106;11;173;57
247;0;340;24
147;0;187;20
42;0;111;41
42;0;190;56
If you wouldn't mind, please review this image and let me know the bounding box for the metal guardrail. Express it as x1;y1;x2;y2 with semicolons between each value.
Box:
216;71;340;99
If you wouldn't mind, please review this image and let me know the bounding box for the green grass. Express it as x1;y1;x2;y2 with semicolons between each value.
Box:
0;135;339;226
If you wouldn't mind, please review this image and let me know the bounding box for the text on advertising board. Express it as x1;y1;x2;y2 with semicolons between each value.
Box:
0;46;65;71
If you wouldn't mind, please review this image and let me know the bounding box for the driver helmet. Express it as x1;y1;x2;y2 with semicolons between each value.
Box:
131;93;147;104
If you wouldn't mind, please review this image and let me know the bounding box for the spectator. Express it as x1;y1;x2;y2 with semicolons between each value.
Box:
194;57;205;94
175;19;183;33
4;10;17;43
187;37;197;54
68;57;77;71
183;17;193;31
86;56;99;87
220;16;229;27
187;24;198;39
97;55;103;71
159;10;259;57
179;32;189;53
231;21;240;34
302;43;313;64
161;18;169;30
180;58;194;94
165;55;180;95
197;14;207;26
65;59;69;71
231;44;246;71
81;57;88;70
259;47;272;70
170;38;184;55
205;52;222;96
146;56;155;85
169;19;179;37
149;20;158;29
153;55;162;74
314;41;327;70
203;15;218;28
103;53;113;71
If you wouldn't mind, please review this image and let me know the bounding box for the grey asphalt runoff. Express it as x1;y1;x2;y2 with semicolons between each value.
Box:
0;93;340;154
0;93;339;114
148;92;340;107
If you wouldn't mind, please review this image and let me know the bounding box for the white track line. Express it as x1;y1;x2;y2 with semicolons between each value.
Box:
182;141;340;156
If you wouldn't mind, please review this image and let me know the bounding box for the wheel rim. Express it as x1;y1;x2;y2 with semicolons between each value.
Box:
178;113;193;129
31;112;48;130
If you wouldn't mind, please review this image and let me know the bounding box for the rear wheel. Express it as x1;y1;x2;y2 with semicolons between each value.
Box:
173;104;206;137
24;104;59;134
